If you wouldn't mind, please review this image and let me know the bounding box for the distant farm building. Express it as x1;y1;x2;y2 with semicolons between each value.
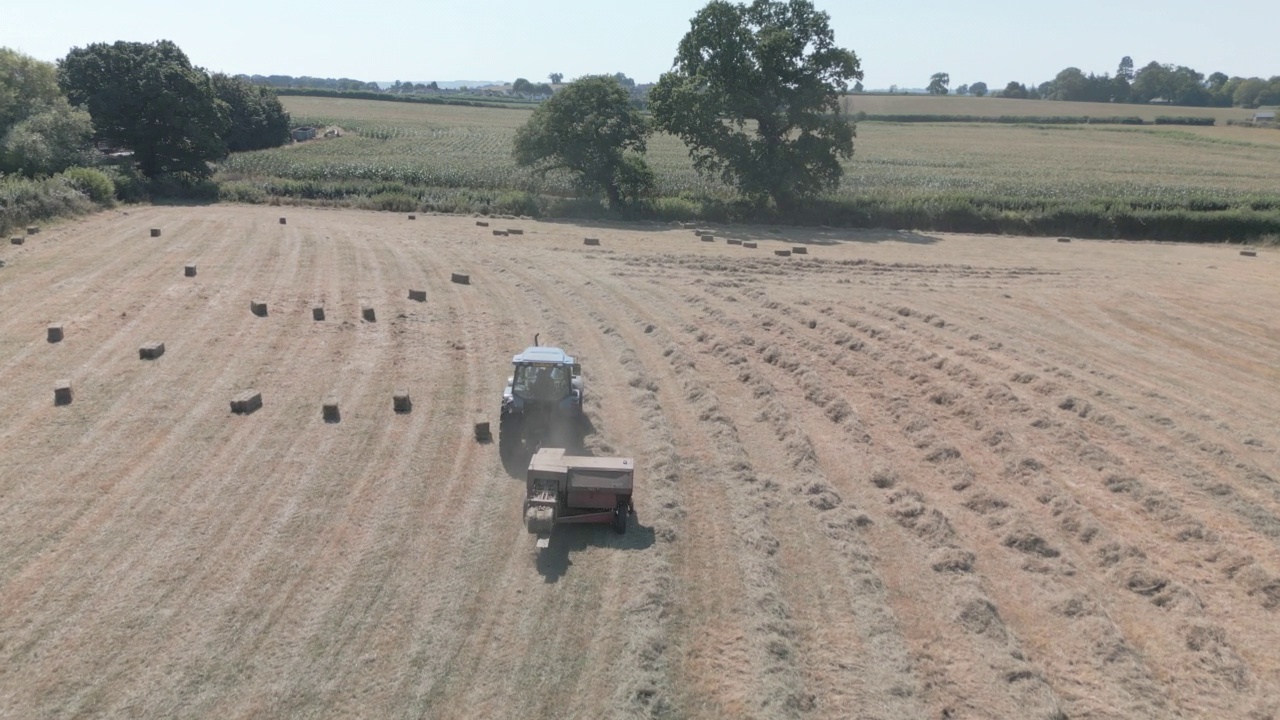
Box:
291;126;318;142
1255;111;1276;124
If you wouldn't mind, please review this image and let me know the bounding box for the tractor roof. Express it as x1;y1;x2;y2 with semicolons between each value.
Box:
513;346;574;365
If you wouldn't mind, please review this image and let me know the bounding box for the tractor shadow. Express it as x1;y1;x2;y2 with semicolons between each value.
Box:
535;515;656;583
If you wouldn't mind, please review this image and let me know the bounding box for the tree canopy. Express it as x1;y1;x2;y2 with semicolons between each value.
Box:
650;0;862;210
0;48;96;177
211;73;291;152
513;75;652;208
927;72;950;95
59;40;229;179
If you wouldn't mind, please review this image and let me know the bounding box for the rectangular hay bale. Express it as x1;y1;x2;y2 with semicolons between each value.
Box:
322;398;341;423
1057;237;1071;243
451;272;470;285
54;379;72;406
150;228;161;237
26;226;38;235
279;217;287;225
474;421;491;442
231;390;262;414
362;306;376;322
792;246;808;254
476;221;489;227
507;228;523;235
584;237;600;246
700;235;715;242
48;324;64;343
1240;250;1257;257
184;264;197;277
312;306;325;321
139;341;165;360
726;238;742;245
251;300;268;317
10;237;23;245
742;241;757;249
408;214;416;220
774;250;792;257
492;230;508;236
393;390;412;413
408;289;427;301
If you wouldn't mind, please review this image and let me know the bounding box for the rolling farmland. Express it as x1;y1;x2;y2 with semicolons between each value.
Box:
216;96;1280;237
1;206;1278;718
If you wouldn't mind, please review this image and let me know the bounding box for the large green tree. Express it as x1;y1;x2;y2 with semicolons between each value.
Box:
927;72;950;95
211;73;291;152
58;40;229;178
513;75;652;208
0;48;96;176
649;0;862;210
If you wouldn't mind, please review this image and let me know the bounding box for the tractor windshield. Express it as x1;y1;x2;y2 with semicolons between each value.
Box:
512;364;569;402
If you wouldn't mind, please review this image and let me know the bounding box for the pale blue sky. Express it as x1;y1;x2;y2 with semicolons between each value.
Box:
4;0;1274;88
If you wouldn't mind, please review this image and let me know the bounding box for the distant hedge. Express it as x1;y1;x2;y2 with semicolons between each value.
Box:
855;113;1147;125
1153;116;1216;126
274;87;531;110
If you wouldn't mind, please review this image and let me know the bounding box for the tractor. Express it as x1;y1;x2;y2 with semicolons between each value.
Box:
499;335;585;462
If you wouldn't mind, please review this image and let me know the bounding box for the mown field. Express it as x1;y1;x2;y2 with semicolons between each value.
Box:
2;206;1278;719
214;96;1280;240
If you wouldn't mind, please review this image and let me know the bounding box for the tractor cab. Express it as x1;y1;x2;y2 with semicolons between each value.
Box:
504;346;582;409
500;339;586;461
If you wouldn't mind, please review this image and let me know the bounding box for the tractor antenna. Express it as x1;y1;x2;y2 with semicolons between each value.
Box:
534;333;540;347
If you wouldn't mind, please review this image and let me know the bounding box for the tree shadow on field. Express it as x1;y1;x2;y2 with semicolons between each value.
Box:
545;217;940;247
535;516;656;583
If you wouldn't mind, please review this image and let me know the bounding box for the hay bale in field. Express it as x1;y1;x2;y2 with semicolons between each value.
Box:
11;236;23;245
476;221;489;227
47;324;63;343
792;246;808;254
54;379;72;406
279;217;287;225
408;289;427;301
584;237;600;246
700;235;715;242
312;306;325;321
743;241;758;249
26;226;38;235
184;264;197;277
362;306;376;322
474;421;492;442
726;238;742;245
775;249;792;257
393;390;412;413
451;272;470;285
231;390;262;414
1240;250;1258;257
492;229;508;236
139;341;165;360
323;398;341;423
408;214;416;220
693;229;707;235
251;299;268;317
1057;238;1071;243
507;228;523;235
150;228;161;237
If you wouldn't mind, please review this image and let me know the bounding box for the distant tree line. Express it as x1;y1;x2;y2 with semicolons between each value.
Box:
240;75;381;92
1;41;291;196
937;57;1279;108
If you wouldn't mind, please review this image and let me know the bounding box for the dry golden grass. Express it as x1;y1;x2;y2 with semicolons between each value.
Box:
1;206;1278;718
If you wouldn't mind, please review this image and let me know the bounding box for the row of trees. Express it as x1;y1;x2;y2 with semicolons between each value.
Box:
1;42;290;184
515;0;861;212
924;58;1279;107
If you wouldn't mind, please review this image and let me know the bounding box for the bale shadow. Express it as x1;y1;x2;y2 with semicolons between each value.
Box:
535;515;656;583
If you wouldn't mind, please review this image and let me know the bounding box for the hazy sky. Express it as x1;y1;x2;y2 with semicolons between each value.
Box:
3;0;1274;88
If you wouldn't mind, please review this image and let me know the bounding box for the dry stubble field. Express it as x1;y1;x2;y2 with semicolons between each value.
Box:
0;205;1278;719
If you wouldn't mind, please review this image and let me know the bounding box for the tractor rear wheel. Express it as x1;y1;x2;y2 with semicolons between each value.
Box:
613;497;629;535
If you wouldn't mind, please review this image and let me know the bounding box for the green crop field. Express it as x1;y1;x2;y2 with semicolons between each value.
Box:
840;93;1269;123
214;95;1280;240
